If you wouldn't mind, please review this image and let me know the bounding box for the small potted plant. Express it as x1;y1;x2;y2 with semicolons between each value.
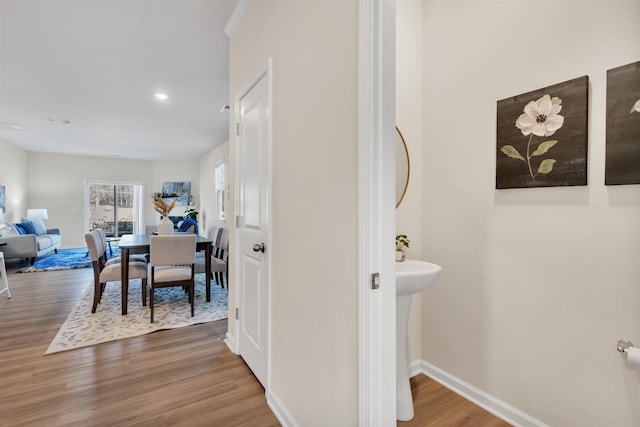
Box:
395;234;410;262
184;207;199;222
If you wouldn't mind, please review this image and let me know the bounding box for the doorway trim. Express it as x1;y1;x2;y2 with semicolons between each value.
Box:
358;0;396;425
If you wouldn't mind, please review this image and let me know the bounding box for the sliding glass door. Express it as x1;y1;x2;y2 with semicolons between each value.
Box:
85;181;144;237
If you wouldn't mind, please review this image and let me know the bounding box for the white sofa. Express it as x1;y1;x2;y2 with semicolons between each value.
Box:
0;220;61;265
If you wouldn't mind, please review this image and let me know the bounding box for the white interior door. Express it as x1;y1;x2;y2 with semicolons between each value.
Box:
236;69;270;388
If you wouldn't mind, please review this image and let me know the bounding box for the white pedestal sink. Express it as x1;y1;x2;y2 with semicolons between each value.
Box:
396;259;442;421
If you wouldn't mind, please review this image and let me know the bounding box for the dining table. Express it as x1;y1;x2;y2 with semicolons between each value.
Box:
118;233;213;315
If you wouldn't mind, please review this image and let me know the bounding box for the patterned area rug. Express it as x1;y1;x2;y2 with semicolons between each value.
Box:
17;247;122;273
46;274;227;354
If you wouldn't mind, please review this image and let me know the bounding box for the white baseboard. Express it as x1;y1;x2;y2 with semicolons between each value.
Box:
414;359;549;427
266;388;299;427
224;332;238;354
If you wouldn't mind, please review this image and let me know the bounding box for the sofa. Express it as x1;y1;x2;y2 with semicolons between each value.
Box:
0;219;62;265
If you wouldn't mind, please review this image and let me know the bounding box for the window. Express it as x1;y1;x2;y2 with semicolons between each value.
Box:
215;160;225;220
85;180;144;237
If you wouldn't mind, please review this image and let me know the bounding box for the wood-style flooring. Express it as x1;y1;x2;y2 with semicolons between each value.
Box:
0;263;510;426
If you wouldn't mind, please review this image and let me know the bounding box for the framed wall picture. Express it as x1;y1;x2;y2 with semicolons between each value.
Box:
496;76;589;189
0;185;5;213
161;182;191;206
605;60;640;185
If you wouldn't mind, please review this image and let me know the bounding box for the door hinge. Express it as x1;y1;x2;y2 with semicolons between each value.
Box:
236;123;240;135
235;307;239;319
371;272;380;290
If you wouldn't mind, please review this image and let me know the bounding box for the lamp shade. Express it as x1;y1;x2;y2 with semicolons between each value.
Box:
26;209;48;220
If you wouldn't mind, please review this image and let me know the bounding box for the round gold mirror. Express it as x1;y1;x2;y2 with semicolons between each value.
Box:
396;126;410;208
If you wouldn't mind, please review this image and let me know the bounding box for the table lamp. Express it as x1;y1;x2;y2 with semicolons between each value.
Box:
27;209;48;221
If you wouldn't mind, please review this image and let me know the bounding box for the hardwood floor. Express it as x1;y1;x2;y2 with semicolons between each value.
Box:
0;264;510;426
398;375;512;427
0;267;279;427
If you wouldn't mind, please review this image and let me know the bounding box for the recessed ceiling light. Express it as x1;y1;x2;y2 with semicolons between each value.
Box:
154;92;169;101
0;123;25;131
46;118;72;126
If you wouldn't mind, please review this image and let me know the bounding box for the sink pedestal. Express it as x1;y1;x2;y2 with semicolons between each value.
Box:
396;293;414;421
395;259;442;422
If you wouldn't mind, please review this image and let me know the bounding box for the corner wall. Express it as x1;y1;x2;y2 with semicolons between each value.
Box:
396;0;424;366
421;1;640;426
230;1;360;424
0;138;28;223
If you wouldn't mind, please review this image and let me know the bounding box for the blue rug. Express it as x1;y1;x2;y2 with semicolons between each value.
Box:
17;247;122;273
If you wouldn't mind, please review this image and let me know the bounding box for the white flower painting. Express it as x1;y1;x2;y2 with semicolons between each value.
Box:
496;76;589;189
501;94;565;181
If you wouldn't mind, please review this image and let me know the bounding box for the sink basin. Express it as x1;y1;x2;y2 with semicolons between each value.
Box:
395;259;442;296
395;259;442;421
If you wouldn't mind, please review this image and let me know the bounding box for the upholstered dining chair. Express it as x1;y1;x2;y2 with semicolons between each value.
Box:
84;230;148;313
95;228;146;266
195;227;228;288
148;234;197;323
196;226;222;259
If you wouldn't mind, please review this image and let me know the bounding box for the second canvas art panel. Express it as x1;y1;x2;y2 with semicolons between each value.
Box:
496;76;589;189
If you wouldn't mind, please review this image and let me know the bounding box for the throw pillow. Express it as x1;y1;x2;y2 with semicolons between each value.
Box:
21;218;47;234
18;222;39;235
31;219;48;235
14;223;27;235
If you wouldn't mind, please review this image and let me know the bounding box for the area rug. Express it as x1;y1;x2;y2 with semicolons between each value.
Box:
46;274;227;354
17;247;122;273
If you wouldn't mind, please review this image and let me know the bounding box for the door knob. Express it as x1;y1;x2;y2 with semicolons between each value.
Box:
253;242;265;253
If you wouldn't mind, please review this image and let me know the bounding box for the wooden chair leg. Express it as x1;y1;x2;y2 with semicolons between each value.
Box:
99;282;106;303
150;288;154;323
141;279;147;306
190;285;194;317
92;281;100;313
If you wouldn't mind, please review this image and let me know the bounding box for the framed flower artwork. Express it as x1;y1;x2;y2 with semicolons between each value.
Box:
605;60;640;185
496;76;589;189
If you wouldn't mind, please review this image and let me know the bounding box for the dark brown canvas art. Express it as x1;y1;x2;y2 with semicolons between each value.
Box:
605;61;640;185
496;76;589;189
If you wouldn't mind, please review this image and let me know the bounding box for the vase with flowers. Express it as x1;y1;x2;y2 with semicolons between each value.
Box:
153;195;176;235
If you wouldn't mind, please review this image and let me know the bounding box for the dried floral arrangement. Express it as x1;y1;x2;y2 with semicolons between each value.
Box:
153;195;175;217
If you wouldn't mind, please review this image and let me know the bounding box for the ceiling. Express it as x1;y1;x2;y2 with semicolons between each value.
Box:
0;0;237;161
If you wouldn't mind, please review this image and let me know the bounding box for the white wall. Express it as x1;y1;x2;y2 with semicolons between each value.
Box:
230;0;360;425
25;152;199;248
0;138;28;223
420;1;640;426
397;0;425;365
151;159;201;224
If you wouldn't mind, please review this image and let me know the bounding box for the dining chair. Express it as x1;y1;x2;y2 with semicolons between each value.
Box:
148;234;197;323
96;228;146;266
84;230;148;313
196;226;222;259
195;226;228;288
